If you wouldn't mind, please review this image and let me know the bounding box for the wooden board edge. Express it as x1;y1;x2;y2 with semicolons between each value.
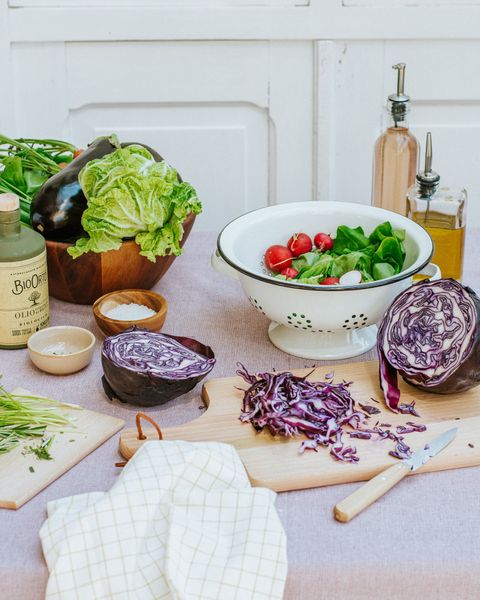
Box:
252;457;480;493
7;418;125;510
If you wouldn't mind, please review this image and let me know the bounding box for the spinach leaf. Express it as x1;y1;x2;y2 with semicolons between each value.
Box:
292;251;320;271
372;237;405;273
368;221;394;245
333;225;369;254
372;262;396;281
1;156;26;192
24;169;49;195
297;253;333;279
330;251;371;278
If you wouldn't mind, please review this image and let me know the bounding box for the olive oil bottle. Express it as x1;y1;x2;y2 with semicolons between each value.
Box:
407;133;466;280
0;193;50;348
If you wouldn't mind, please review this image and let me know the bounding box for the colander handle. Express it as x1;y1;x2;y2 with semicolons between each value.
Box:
211;250;239;280
416;262;441;281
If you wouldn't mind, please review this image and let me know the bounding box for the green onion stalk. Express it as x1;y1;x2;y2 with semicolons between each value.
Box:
0;136;77;174
0;379;78;455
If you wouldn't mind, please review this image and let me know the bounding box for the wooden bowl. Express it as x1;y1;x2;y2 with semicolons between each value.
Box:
93;289;168;337
46;213;195;305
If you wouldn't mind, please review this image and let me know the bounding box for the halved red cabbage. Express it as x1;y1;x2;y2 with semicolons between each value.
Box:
378;279;480;412
102;328;215;407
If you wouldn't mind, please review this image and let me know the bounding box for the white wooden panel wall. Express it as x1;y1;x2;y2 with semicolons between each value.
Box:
10;40;313;230
1;0;480;229
318;39;480;223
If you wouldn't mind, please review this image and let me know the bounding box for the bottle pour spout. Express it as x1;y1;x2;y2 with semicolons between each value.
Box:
416;131;440;196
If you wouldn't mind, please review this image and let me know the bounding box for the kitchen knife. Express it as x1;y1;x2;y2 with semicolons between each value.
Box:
334;427;458;523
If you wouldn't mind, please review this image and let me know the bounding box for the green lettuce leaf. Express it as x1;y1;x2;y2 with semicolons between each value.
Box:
368;221;395;245
292;251;320;271
1;156;26;192
372;262;396;281
330;251;371;278
372;237;405;273
296;253;333;279
68;145;201;261
333;225;369;254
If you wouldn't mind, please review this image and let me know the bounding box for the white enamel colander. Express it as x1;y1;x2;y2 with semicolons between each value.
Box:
212;201;439;360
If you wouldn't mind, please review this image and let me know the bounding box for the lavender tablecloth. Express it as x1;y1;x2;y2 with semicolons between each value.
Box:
1;230;480;600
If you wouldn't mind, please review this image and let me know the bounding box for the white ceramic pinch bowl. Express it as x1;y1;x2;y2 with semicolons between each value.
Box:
27;326;96;375
212;201;438;360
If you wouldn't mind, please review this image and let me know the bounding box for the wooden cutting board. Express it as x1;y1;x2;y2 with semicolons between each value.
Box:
0;389;124;509
119;361;480;492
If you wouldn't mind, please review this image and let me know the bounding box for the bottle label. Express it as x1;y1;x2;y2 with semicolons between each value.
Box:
0;250;50;347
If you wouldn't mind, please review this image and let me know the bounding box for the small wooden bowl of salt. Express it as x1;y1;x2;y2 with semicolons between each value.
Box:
92;289;168;337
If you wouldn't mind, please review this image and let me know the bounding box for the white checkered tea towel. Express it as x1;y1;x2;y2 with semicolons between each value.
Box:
40;441;287;600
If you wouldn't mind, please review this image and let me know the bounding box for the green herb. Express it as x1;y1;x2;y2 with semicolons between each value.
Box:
0;377;75;455
68;144;201;262
286;221;406;285
0;135;77;226
25;436;55;461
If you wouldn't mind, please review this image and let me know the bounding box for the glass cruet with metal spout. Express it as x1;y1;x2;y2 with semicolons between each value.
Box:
407;132;467;280
372;63;419;216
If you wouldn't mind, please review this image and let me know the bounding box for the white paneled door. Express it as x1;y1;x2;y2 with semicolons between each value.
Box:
8;40;313;231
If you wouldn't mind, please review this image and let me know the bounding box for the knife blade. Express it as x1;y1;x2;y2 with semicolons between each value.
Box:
334;427;458;523
404;427;458;472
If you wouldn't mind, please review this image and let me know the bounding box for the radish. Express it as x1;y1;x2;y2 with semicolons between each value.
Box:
314;232;333;252
265;245;293;273
339;270;362;286
281;267;299;279
320;277;340;285
287;233;312;257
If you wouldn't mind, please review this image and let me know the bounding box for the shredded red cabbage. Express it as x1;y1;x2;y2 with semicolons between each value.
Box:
396;422;427;435
378;279;480;411
348;431;373;440
389;440;413;460
236;365;429;464
359;403;381;416
236;364;365;463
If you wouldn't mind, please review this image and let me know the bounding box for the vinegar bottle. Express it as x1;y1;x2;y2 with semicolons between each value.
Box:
407;132;466;281
0;193;50;348
372;63;419;215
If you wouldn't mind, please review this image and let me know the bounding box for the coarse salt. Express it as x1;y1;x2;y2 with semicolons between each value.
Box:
103;303;156;321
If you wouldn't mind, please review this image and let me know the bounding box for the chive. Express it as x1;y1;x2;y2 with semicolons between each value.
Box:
26;436;55;461
0;377;77;455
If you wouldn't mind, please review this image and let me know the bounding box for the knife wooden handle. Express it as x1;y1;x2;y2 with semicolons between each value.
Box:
334;462;411;523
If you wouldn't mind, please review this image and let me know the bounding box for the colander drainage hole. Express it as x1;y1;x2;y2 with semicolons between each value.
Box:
343;313;369;329
248;296;266;315
287;312;316;331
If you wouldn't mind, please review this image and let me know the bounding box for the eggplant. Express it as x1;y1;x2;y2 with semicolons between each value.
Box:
31;136;172;242
31;136;118;242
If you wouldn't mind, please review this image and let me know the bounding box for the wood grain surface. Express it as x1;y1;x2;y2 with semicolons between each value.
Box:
0;389;124;509
46;213;195;305
119;361;480;492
